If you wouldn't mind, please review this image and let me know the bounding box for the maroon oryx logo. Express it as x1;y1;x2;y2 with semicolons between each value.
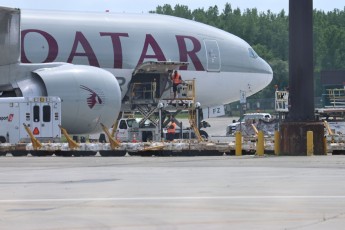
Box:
80;85;103;109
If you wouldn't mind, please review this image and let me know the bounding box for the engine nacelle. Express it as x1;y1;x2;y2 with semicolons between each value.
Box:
27;65;121;134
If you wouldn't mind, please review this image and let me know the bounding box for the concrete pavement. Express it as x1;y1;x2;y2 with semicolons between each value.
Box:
0;155;345;229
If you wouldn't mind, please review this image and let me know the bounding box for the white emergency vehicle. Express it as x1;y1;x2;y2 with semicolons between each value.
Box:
0;97;61;144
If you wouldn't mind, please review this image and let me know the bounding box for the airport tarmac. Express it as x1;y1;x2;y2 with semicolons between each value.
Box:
1;117;345;229
1;155;345;230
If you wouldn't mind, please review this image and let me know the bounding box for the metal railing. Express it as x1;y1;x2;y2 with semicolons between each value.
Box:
325;88;345;107
131;82;156;101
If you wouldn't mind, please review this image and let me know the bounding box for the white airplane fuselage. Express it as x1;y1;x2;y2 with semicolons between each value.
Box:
0;8;273;134
20;10;273;107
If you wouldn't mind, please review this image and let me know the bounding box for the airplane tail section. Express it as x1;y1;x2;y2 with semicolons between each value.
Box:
0;7;20;66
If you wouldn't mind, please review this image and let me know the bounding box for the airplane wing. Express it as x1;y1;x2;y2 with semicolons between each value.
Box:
0;7;20;66
133;61;189;76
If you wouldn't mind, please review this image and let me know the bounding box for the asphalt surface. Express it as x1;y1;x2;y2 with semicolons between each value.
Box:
1;155;345;230
1;117;345;229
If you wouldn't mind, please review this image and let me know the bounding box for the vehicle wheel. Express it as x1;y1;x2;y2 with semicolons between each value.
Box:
199;130;208;140
0;136;6;143
11;150;28;157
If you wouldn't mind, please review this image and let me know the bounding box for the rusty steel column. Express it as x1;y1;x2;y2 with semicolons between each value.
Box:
281;0;325;155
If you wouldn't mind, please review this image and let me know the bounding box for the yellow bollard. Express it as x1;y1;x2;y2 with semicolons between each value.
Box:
256;131;264;156
274;130;280;156
235;131;242;156
307;131;313;156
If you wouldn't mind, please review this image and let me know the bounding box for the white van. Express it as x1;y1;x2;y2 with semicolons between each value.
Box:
0;97;61;143
226;113;272;136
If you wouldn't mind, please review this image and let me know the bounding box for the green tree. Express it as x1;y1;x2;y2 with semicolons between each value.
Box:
153;4;174;15
173;4;192;19
205;5;220;27
192;8;207;23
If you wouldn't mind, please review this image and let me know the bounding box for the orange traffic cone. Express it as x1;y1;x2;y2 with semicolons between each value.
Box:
132;133;137;143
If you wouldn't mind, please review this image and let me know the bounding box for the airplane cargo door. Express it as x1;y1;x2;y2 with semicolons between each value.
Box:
204;40;221;72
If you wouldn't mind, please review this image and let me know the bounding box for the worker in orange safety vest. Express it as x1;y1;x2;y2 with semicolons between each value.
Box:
171;70;182;99
166;120;176;141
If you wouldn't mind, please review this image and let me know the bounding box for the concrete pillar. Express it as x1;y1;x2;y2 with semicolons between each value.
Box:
288;0;314;121
280;122;324;155
281;0;325;155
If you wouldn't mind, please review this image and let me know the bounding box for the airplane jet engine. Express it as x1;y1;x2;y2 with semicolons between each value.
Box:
21;64;121;134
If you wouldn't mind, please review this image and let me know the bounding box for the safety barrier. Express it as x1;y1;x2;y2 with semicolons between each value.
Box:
1;130;344;157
